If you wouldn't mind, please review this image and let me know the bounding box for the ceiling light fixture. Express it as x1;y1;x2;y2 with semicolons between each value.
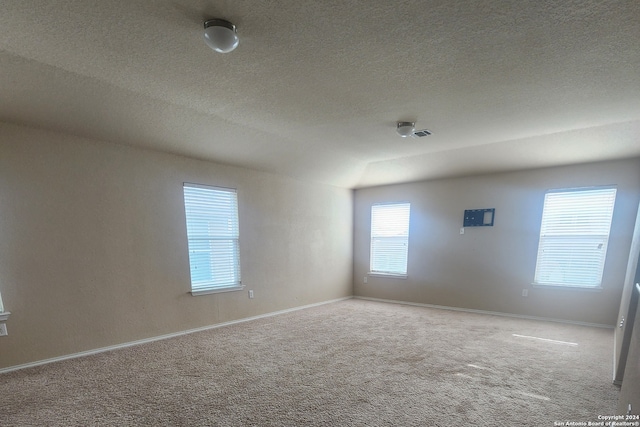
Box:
204;19;239;53
396;121;432;138
396;122;415;137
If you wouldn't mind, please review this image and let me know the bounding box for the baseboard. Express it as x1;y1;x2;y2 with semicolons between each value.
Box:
354;296;615;329
0;296;352;375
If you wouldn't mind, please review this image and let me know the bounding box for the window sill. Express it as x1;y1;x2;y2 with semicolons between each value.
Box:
532;283;602;292
0;312;10;322
190;285;245;296
368;272;408;279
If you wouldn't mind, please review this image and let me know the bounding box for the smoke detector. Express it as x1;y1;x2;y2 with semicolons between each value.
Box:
396;121;432;138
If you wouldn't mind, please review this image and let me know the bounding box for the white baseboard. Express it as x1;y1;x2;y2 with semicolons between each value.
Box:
0;296;352;375
354;296;614;329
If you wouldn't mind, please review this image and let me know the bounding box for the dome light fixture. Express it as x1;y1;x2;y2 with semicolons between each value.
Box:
396;121;415;137
204;19;239;53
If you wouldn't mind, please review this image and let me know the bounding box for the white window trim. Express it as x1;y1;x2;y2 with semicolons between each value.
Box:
531;283;603;291
367;272;408;279
533;186;616;289
0;293;9;321
183;183;243;295
191;286;243;296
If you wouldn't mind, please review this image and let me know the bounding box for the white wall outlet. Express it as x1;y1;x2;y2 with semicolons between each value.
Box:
460;228;465;235
522;289;528;297
364;276;368;284
248;290;254;299
0;323;7;336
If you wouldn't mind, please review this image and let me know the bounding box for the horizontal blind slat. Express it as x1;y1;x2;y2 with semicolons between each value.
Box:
370;203;410;275
534;188;616;287
184;184;241;292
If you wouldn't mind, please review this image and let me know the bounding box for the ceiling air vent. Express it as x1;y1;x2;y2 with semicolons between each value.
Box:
413;129;432;137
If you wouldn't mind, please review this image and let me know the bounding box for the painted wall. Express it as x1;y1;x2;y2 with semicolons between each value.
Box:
0;122;353;370
353;159;640;326
617;285;640;416
614;201;640;383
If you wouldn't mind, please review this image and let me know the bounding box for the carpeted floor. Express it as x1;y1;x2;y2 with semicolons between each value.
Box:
0;299;619;426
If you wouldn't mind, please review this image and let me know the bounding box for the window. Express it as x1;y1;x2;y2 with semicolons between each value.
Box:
533;187;616;288
0;290;9;322
183;183;242;295
370;203;411;276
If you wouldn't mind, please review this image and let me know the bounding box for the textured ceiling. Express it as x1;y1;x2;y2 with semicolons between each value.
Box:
1;0;639;188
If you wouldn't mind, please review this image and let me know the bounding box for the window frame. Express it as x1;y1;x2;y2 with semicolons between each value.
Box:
183;183;243;296
369;202;411;278
0;291;9;321
533;186;617;290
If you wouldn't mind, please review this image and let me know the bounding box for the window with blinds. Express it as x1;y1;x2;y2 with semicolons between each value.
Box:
183;183;242;295
370;203;411;276
533;187;617;288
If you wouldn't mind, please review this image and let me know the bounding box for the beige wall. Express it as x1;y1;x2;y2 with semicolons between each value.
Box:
614;202;640;383
354;159;640;325
617;284;640;415
0;122;353;370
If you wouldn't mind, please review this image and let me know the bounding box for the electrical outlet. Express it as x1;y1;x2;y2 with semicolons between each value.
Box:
364;276;368;284
0;323;7;336
522;289;528;297
248;290;254;299
460;228;465;235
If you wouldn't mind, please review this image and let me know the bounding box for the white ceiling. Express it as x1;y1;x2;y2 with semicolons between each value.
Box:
1;1;639;188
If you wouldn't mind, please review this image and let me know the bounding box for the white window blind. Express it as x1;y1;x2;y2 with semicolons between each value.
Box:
534;187;616;288
370;203;411;276
183;184;242;294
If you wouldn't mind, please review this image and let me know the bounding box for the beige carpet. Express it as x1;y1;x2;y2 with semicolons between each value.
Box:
0;299;619;426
